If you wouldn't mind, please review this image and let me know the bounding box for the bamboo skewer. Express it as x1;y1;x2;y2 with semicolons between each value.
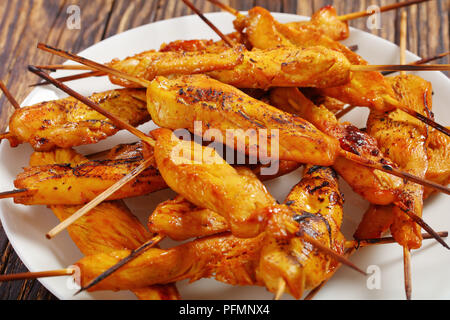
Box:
45;156;154;239
182;0;235;47
30;70;104;88
346;231;448;248
403;247;412;300
0;81;21;110
338;0;430;21
35;64;92;71
28;65;154;147
0;268;75;282
400;11;408;76
350;64;450;72
303;233;367;276
207;0;430;22
75;234;165;294
273;278;286;300
0;189;29;199
335;105;356;119
399;10;412;301
382;51;450;76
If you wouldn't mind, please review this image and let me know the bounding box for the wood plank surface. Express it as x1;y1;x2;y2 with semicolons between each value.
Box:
0;0;448;300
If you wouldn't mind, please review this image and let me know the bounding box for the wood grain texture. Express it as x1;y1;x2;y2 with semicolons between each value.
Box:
0;0;448;300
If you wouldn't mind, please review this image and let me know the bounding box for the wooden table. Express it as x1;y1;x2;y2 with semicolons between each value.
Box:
0;0;448;300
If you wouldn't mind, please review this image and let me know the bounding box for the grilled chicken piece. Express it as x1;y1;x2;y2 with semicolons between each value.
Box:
147;74;340;166
367;75;430;249
152;128;276;238
354;205;395;240
160;32;247;52
14;144;166;205
109;46;352;89
6;89;149;151
285;5;349;41
148;161;301;241
424;128;450;198
269;87;404;205
234;6;402;113
148;195;229;241
31;148;179;300
75;166;345;299
108;46;245;88
259;165;345;298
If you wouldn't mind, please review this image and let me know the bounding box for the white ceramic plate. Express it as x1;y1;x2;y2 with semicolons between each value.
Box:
0;12;449;300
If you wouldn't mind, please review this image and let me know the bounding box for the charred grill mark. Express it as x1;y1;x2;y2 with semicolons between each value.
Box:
307;165;325;175
308;181;330;194
294;211;332;244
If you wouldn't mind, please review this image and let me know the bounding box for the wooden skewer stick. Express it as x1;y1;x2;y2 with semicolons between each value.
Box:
207;0;430;22
338;0;430;21
403;246;412;300
0;81;21;109
382;51;450;76
0;189;29;199
30;70;104;88
302;233;367;275
393;200;449;250
0;268;75;282
350;64;450;72
273;278;286;300
206;0;242;17
75;235;165;294
399;10;411;301
35;64;93;71
28;65;154;147
335;105;356;119
399;11;408;76
45;156;154;239
339;148;450;196
346;231;449;248
182;0;235;47
37;43;150;88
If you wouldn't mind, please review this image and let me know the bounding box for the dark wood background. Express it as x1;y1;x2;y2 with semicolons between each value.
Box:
0;0;448;300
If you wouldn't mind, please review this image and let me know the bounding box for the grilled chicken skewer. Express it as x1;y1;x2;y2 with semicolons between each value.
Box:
29;147;179;300
199;5;450;137
73;165;347;299
269;87;404;205
1;88;149;151
5;140;299;206
108;45;352;89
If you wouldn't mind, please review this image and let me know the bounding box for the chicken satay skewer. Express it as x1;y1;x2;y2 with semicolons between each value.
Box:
336;50;450;119
207;0;430;22
3;231;444;282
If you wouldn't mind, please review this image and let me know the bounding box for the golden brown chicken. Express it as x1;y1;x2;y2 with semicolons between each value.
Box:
269;87;404;205
30;147;179;300
152;128;276;238
233;6;404;113
146;74;340;166
286;5;349;41
108;46;244;88
74;165;345;300
4;89;149;151
366;75;430;249
424;128;450;198
14;143;166;205
109;46;352;89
